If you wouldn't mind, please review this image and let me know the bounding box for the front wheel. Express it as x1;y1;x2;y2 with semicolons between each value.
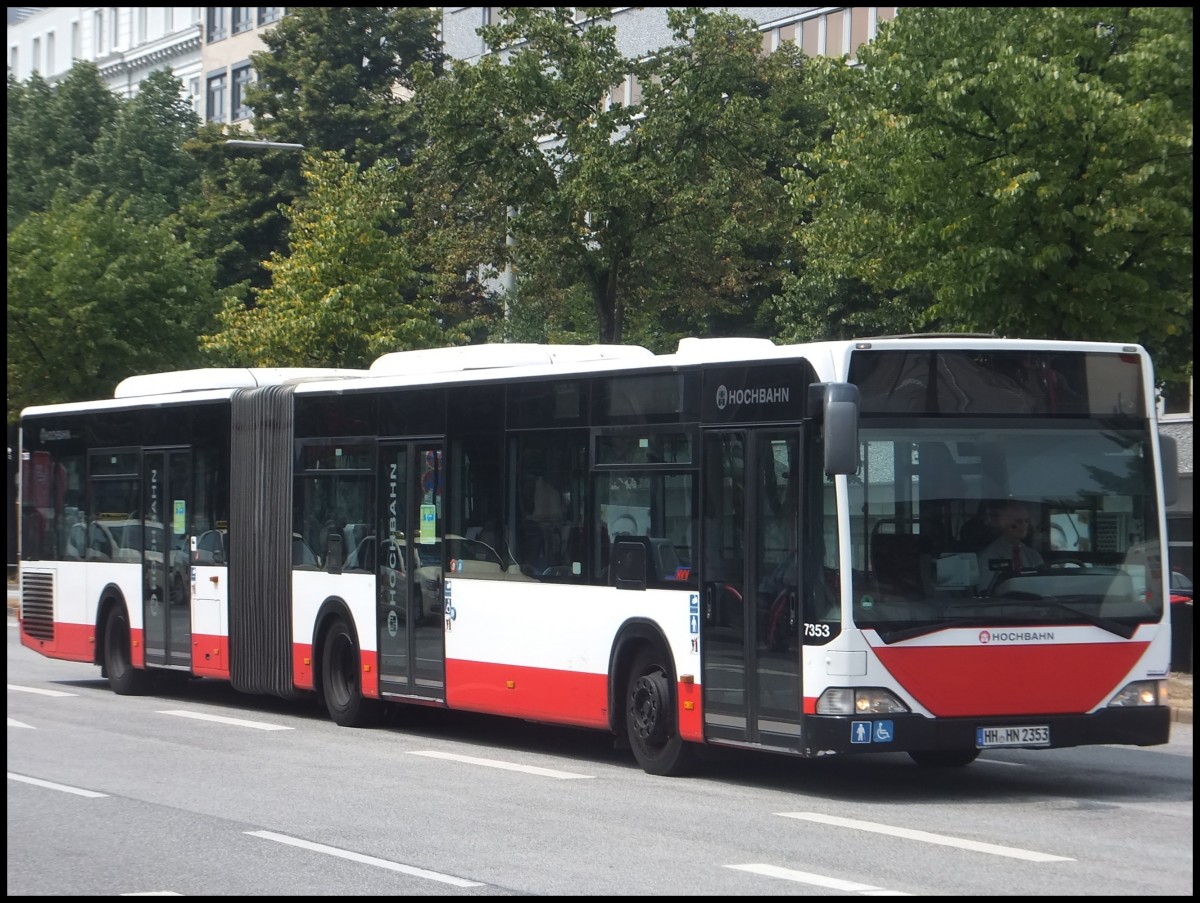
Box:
625;645;694;776
104;605;150;696
321;618;380;728
909;749;980;768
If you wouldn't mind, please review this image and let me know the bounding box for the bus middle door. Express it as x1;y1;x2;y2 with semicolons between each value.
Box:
141;447;192;670
376;441;445;700
701;429;802;747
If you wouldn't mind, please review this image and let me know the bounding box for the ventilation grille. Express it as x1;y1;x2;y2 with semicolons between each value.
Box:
21;571;54;640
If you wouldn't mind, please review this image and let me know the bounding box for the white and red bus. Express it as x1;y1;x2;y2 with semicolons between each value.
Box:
17;336;1179;774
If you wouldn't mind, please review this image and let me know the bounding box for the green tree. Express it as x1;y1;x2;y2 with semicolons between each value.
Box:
246;6;445;168
7;193;221;421
413;7;823;348
7;63;121;232
178;123;305;309
74;68;201;220
202;153;450;368
779;7;1193;381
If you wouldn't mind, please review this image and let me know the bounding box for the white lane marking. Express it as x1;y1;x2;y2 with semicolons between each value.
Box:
157;710;293;731
8;772;108;798
119;893;183;896
247;830;484;887
778;812;1074;862
8;718;35;729
407;750;594;779
975;757;1026;767
727;864;910;895
8;684;78;697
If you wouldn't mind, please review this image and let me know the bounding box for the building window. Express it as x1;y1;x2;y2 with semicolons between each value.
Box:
164;8;174;31
94;11;104;55
10;46;18;75
206;7;227;43
46;31;55;73
71;21;81;60
137;8;147;44
31;37;41;74
189;76;202;115
232;8;254;35
206;71;227;123
231;64;253;121
258;8;283;26
110;7;120;49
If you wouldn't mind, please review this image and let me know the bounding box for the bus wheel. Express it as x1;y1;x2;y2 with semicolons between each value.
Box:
104;605;149;696
909;749;980;768
321;619;379;728
625;646;694;776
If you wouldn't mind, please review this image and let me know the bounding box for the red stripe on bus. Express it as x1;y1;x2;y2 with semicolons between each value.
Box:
872;642;1150;716
19;620;94;662
190;633;230;680
444;659;704;739
445;659;611;729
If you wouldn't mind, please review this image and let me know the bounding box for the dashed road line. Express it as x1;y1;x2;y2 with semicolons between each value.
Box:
727;863;910;895
157;710;293;730
8;772;108;798
407;749;594;779
778;812;1073;862
247;830;484;887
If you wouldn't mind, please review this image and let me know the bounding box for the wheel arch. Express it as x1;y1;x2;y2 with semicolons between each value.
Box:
606;617;676;735
311;595;362;702
93;583;130;669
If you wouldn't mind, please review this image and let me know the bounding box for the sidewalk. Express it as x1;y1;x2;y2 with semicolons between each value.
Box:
4;583;1193;724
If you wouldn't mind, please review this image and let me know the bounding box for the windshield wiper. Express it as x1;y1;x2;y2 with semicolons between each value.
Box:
1013;597;1135;639
874;619;976;644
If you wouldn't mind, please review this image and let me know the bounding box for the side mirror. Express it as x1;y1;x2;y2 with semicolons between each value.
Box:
1159;433;1178;507
809;382;860;476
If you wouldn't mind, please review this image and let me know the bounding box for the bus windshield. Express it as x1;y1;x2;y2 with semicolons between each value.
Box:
848;423;1163;641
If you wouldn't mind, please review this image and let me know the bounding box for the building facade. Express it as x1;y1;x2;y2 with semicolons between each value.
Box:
7;6;285;123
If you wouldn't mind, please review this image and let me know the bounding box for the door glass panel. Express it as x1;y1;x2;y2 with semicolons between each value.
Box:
167;450;191;663
755;432;800;722
414;445;444;691
378;446;410;679
702;432;747;718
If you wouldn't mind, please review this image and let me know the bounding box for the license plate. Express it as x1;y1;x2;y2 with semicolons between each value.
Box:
976;725;1050;748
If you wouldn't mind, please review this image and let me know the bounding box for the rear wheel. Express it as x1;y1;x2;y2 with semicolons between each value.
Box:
909;749;980;768
104;605;150;696
321;618;380;728
625;645;694;776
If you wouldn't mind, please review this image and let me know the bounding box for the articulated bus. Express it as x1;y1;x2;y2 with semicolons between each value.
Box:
18;336;1179;775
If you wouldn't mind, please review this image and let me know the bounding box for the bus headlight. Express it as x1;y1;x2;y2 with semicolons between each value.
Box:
816;687;910;715
1107;680;1167;708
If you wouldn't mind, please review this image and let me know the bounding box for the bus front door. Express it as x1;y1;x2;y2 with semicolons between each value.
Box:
376;441;446;700
142;447;192;670
701;429;802;747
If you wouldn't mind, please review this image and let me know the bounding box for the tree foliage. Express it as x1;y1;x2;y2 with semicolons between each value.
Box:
7;63;121;232
246;6;445;168
779;7;1193;381
413;7;824;348
7;193;221;421
202;153;450;368
178;123;305;308
75;68;201;221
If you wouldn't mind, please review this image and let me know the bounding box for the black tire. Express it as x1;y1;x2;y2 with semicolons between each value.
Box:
104;605;150;696
321;618;380;728
909;749;980;768
625;645;695;776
